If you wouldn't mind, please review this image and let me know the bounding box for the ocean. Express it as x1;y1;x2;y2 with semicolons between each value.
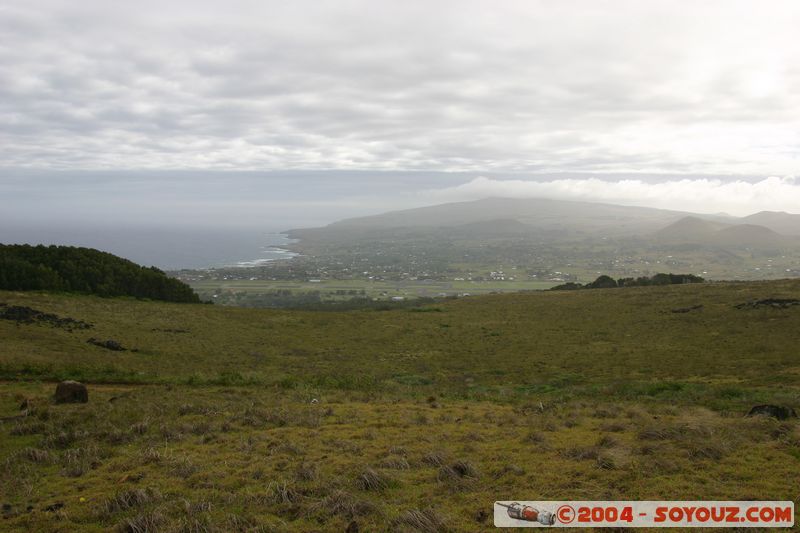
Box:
0;224;299;271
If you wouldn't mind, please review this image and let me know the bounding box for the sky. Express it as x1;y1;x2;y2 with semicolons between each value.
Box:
2;0;800;236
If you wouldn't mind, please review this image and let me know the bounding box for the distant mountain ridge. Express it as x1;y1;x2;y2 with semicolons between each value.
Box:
655;216;789;248
289;197;799;245
740;211;800;236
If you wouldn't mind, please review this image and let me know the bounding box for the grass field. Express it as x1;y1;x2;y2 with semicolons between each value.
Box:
1;280;800;531
186;278;560;303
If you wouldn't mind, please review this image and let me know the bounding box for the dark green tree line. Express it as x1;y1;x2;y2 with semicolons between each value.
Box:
0;244;200;303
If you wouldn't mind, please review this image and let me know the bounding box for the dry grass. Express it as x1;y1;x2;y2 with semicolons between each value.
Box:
116;510;165;533
1;281;799;530
392;508;449;533
356;467;394;491
306;490;377;520
102;488;162;516
378;456;411;470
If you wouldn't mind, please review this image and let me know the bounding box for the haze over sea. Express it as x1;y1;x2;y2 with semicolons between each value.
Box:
4;169;800;270
0;223;297;270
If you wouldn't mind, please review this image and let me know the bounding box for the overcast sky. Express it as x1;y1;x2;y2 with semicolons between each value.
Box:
2;0;800;231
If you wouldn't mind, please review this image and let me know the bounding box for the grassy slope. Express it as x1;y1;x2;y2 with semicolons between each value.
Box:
1;281;800;531
2;281;800;402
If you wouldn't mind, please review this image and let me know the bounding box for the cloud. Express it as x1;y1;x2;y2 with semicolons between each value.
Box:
425;175;800;216
1;0;799;173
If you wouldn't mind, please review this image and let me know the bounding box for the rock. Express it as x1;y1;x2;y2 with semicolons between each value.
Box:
87;338;126;351
671;304;703;313
746;404;797;420
735;298;800;310
54;381;88;404
0;303;92;330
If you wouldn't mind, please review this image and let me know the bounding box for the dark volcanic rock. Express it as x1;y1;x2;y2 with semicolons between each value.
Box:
87;338;126;351
735;298;800;310
671;304;703;313
0;303;92;330
746;404;797;420
54;381;88;404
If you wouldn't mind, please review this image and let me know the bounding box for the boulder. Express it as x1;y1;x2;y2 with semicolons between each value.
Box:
746;404;797;420
87;338;126;351
54;381;88;404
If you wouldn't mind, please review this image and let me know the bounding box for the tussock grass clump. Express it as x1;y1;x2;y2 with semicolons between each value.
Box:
306;489;376;520
378;456;411;470
462;430;484;442
767;422;795;441
637;424;686;441
437;459;479;490
421;450;447;467
389;445;407;456
175;516;213;533
356;467;394;491
225;513;272;532
183;499;213;514
178;404;194;416
596;451;618;470
115;510;165;533
523;431;547;445
10;420;45;436
600;422;627;432
592;406;621;419
637;443;661;456
560;445;600;461
102;488;162;515
496;463;525;476
685;441;727;461
17;447;52;463
637;419;738;461
60;446;100;477
294;462;318;481
324;438;362;455
129;422;149;435
159;424;185;442
140;446;168;464
241;407;291;428
190;421;213;436
392;507;449;533
103;428;131;445
540;419;558;431
269;441;303;456
43;429;85;449
597;435;620;448
449;460;478;478
170;455;199;479
266;480;300;504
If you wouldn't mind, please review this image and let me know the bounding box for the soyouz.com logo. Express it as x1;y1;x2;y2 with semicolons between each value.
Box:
494;501;794;528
